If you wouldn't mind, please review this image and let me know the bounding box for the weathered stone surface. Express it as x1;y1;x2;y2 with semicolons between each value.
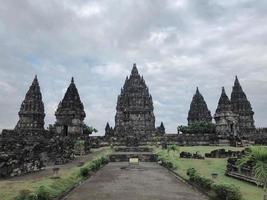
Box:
230;76;255;130
214;87;239;135
64;162;209;200
205;148;243;158
15;76;45;131
187;87;212;125
0;129;76;178
114;64;156;137
55;77;86;136
156;122;165;135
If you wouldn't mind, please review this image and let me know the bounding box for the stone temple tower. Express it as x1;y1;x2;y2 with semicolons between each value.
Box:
55;77;86;136
214;87;238;135
114;63;156;136
230;76;255;130
187;87;212;125
15;75;45;131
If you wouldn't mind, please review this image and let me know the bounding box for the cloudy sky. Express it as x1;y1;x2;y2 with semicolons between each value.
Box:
0;0;267;135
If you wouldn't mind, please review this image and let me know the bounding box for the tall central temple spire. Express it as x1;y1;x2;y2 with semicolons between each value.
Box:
114;63;156;136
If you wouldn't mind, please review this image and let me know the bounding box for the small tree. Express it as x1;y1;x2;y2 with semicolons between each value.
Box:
83;124;98;135
238;146;267;200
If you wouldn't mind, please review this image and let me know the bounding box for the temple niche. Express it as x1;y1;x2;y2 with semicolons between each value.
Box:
187;87;212;125
114;63;156;137
230;76;255;131
15;75;45;131
214;87;238;135
55;77;86;136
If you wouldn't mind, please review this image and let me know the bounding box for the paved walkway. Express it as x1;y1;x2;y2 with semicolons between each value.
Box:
63;162;209;200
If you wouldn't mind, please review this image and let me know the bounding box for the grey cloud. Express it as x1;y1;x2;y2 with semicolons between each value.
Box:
0;0;266;135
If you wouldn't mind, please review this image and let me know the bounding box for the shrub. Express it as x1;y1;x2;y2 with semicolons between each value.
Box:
187;168;197;177
187;168;214;190
193;175;214;190
161;160;175;169
167;144;180;153
80;167;89;177
15;190;36;200
36;186;51;200
212;183;242;200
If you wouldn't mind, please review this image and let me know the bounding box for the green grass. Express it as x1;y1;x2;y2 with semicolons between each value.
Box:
156;146;264;200
0;147;111;200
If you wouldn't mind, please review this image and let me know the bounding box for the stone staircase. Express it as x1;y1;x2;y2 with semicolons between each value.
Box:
109;146;157;162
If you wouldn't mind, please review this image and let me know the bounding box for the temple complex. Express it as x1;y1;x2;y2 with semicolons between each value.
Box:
114;64;156;137
187;87;212;125
55;77;86;136
214;87;238;135
15;76;45;131
230;76;255;131
0;72;266;178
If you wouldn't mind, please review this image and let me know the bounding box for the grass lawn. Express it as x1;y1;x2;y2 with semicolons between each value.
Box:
0;147;111;200
156;146;264;200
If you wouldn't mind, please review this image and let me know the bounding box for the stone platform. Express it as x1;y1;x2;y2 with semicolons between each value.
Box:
110;152;157;162
114;146;153;152
110;146;157;162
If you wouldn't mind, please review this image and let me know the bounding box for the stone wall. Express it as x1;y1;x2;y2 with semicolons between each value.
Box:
0;129;76;178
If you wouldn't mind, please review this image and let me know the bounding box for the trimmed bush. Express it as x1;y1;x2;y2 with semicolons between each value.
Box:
80;167;89;177
187;168;197;177
187;168;214;190
192;175;214;190
36;186;51;200
15;190;36;200
161;160;175;169
212;183;242;200
186;168;242;200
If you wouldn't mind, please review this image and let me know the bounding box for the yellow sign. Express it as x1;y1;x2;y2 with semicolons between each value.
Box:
129;158;139;165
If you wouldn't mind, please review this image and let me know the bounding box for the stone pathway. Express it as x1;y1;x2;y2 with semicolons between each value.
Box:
63;162;209;200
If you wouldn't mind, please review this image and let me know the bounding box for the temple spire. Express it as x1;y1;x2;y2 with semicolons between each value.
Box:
15;75;45;130
214;87;238;135
55;78;86;135
115;63;155;136
230;76;254;129
187;87;212;125
215;87;231;113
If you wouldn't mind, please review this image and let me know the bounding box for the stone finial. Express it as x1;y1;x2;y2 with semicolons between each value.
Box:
131;63;139;76
196;86;199;94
